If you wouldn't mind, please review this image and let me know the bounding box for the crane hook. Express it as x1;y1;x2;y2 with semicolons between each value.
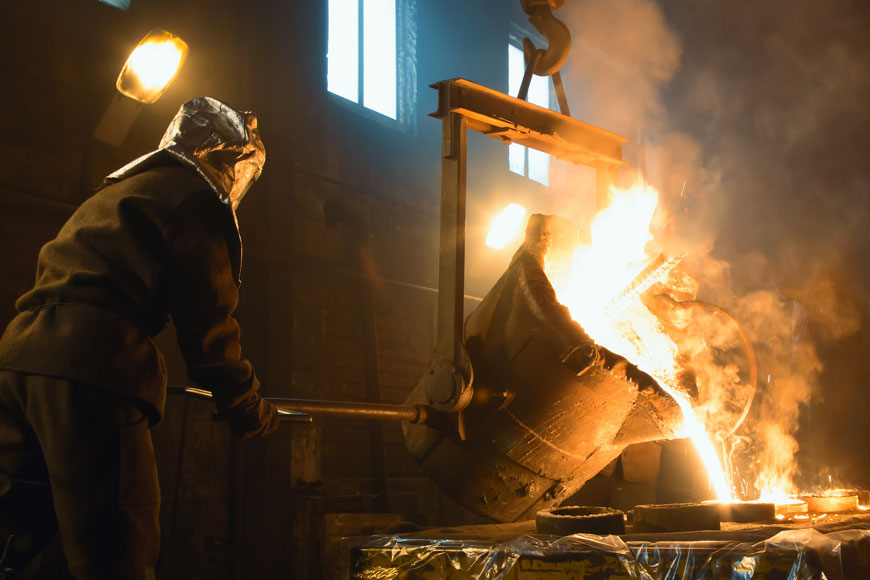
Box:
520;0;571;76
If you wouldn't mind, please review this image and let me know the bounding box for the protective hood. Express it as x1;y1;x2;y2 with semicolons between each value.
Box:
105;96;266;212
104;97;264;286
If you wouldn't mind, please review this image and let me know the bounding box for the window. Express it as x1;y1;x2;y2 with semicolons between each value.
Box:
508;42;551;186
328;0;416;125
99;0;130;9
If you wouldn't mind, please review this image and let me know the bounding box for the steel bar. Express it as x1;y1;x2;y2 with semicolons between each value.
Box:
552;70;571;117
436;103;468;365
517;48;543;102
266;397;428;424
168;386;313;423
168;386;431;424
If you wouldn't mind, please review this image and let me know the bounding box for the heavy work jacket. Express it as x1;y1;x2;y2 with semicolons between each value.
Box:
464;248;656;385
0;164;256;425
464;248;597;373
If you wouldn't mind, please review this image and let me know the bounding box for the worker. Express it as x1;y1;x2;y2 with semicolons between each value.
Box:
0;96;279;579
467;213;660;386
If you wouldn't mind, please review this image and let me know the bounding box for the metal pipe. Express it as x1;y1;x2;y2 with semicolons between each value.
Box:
168;386;312;423
167;386;432;425
268;398;429;424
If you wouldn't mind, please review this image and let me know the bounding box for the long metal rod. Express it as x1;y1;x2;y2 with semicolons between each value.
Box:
517;48;543;102
552;71;571;117
168;386;312;422
167;386;430;424
268;398;426;423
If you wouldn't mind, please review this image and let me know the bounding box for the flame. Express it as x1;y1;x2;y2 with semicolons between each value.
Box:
486;203;527;249
755;422;799;502
544;182;735;501
546;185;680;381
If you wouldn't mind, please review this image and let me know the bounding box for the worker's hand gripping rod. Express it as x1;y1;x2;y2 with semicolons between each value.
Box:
168;386;435;426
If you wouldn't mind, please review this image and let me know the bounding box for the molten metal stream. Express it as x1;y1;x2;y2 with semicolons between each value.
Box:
659;382;734;501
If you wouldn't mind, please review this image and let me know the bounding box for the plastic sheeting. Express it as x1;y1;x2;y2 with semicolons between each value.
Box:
352;528;870;579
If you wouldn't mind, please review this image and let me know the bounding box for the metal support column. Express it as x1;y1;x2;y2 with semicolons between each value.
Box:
437;110;468;365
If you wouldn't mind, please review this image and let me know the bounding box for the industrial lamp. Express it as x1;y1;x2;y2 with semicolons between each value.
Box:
116;28;188;103
486;203;527;249
94;28;188;145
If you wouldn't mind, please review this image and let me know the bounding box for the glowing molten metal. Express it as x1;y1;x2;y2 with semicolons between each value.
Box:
539;183;735;501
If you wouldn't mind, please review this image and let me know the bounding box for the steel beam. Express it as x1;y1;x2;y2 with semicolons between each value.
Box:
431;78;628;167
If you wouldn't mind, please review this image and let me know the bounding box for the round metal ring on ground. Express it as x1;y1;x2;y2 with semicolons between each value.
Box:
536;506;626;536
801;493;858;513
775;499;808;515
632;502;720;533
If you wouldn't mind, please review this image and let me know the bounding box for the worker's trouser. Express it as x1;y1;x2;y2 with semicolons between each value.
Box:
0;371;159;580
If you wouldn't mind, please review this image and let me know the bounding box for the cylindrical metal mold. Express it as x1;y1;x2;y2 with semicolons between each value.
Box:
633;502;721;533
801;492;859;513
536;506;626;536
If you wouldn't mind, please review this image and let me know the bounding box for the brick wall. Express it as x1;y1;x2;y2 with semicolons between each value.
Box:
1;0;545;577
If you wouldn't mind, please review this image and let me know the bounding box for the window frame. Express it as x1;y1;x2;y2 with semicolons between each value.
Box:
326;0;417;133
507;27;554;186
98;0;131;9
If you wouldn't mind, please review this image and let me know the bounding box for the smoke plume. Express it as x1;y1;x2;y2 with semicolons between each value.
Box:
556;0;870;492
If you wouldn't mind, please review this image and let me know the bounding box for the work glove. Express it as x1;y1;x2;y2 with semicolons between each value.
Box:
215;393;280;438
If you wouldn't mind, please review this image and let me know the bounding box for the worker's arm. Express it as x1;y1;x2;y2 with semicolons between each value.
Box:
518;252;660;390
161;192;278;438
